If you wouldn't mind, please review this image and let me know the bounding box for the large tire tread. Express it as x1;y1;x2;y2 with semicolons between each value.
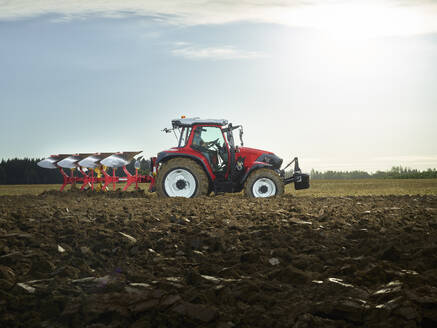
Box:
244;168;284;198
156;158;209;198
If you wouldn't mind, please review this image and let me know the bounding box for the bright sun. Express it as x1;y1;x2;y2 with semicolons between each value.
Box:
278;2;433;41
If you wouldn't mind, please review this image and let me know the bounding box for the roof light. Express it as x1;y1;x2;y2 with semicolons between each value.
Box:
181;115;186;118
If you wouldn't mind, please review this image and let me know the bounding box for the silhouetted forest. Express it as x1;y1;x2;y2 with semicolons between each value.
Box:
0;158;150;185
310;166;437;179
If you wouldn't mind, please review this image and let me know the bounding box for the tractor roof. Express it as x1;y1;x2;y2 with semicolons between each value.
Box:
172;117;228;128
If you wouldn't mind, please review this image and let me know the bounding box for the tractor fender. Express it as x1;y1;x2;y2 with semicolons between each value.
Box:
241;162;273;184
156;152;214;182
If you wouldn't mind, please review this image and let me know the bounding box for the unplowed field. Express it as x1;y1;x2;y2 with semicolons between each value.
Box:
1;191;437;327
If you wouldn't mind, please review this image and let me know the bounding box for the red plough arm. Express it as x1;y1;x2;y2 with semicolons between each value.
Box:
40;152;154;192
58;166;152;192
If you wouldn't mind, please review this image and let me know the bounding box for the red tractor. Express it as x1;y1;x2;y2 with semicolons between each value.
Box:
37;117;309;197
151;117;309;198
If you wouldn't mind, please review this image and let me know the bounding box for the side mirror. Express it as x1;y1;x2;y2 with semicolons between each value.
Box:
134;160;141;170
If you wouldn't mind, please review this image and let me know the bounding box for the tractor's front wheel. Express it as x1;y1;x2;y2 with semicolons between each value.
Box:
244;168;284;198
156;158;209;198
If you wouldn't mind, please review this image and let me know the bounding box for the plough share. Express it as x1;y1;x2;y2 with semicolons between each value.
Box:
38;151;154;192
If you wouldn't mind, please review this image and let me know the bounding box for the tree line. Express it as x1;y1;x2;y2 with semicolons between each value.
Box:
0;159;436;185
310;166;437;180
0;158;150;185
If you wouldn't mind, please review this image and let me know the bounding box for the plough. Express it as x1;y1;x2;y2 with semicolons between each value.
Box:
37;151;154;192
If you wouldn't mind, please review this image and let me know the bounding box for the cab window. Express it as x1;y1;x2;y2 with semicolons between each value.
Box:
179;127;192;147
191;126;228;172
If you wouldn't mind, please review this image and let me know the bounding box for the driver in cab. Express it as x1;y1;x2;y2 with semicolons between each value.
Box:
191;127;212;163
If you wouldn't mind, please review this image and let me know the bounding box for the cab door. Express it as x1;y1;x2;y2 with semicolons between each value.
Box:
190;126;230;175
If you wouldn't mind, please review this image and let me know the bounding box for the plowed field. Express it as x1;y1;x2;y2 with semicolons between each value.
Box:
1;190;437;327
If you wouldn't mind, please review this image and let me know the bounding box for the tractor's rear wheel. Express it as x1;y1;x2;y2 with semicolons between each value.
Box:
244;168;284;198
156;158;209;198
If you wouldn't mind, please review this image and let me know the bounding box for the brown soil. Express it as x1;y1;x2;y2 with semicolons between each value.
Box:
1;191;437;327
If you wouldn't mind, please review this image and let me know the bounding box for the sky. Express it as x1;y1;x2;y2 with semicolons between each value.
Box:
0;0;436;172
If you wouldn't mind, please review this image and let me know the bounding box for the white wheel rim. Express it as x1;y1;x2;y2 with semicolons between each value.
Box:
252;178;277;198
164;169;197;198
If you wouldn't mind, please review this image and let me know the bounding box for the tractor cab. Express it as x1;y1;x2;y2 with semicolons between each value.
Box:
156;117;309;197
165;118;244;180
190;125;228;173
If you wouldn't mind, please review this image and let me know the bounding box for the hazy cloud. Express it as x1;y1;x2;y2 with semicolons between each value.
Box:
1;1;437;37
374;155;437;165
0;0;302;23
172;43;263;60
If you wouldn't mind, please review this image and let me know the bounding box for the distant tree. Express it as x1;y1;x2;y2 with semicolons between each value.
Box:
310;166;437;180
0;158;63;185
310;169;371;179
0;164;5;184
